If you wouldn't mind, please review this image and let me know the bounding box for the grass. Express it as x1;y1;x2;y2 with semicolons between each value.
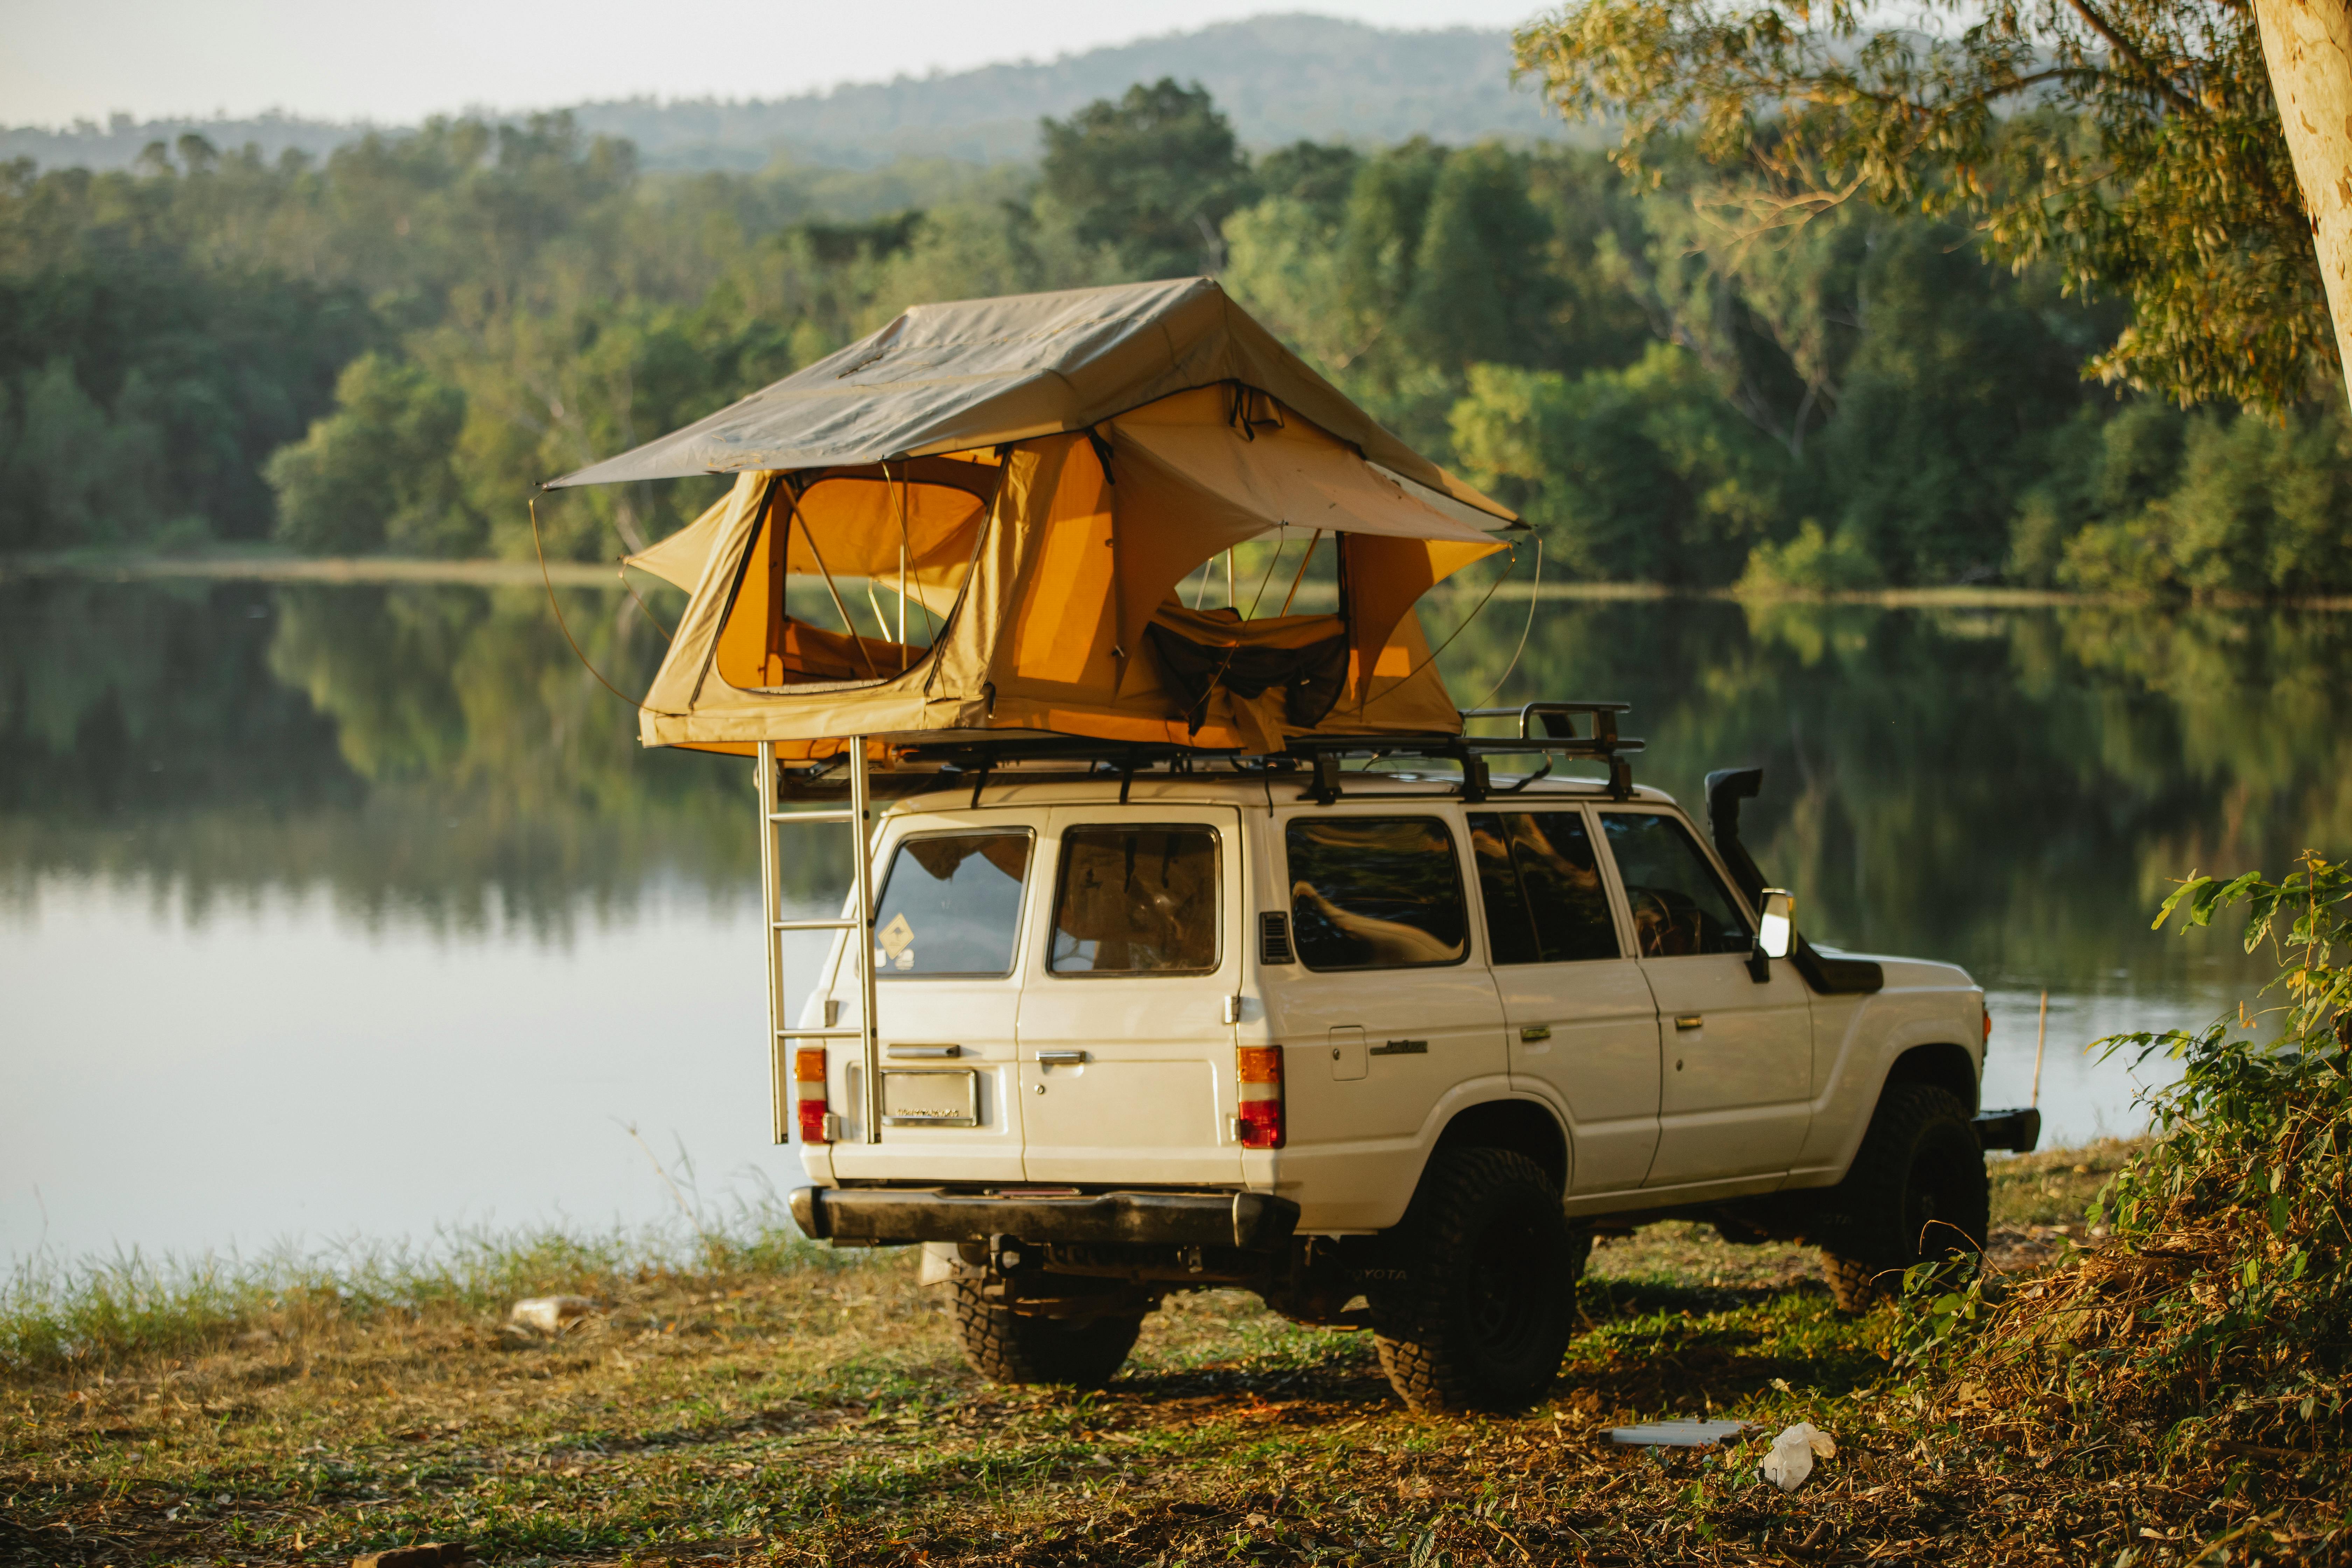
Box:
1;1139;2322;1567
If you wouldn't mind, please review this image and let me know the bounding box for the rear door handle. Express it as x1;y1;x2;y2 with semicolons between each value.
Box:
1036;1050;1088;1065
1674;1014;1703;1031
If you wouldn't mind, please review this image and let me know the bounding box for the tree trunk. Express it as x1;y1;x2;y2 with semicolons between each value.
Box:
2256;0;2352;405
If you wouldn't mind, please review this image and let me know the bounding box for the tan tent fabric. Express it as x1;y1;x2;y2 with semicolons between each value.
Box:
626;421;1476;753
1101;386;1498;677
575;284;1518;756
547;278;1513;524
624;489;730;591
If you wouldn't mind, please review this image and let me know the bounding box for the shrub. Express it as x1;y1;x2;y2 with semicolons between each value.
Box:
1943;853;2352;1461
1735;519;1882;595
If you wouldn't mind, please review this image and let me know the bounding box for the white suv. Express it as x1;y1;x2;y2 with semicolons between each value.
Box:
784;732;2030;1412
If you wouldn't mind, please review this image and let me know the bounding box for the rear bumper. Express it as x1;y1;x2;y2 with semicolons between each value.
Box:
788;1186;1301;1252
1974;1106;2042;1154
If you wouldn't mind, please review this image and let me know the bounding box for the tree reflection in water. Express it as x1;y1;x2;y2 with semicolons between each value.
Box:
6;575;2337;995
1434;590;2348;1007
0;577;841;940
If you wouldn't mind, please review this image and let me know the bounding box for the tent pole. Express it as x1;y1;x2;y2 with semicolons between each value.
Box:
1279;530;1322;616
895;461;910;669
782;485;880;680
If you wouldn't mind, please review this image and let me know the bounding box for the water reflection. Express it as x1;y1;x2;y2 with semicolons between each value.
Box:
5;578;2339;1258
0;578;846;933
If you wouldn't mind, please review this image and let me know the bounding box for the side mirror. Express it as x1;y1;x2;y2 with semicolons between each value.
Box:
1756;889;1795;960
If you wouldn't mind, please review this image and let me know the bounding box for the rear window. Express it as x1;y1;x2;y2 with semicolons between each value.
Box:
872;831;1032;977
1050;825;1220;974
1285;817;1467;971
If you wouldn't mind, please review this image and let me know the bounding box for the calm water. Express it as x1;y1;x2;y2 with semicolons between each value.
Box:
5;575;2340;1264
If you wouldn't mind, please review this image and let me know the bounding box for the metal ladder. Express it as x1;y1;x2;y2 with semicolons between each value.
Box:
757;737;882;1144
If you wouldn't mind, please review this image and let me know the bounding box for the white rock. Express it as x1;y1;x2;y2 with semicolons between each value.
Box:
1759;1421;1837;1491
507;1295;597;1334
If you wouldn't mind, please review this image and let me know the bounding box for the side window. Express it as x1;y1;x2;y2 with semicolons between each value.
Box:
872;831;1032;977
1285;816;1467;971
1050;825;1220;974
1470;811;1620;965
1468;815;1539;966
1600;813;1752;958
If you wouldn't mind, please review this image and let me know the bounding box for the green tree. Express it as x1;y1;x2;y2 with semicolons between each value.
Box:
1450;345;1784;583
2007;401;2188;585
1039;79;1256;280
1253;141;1362;227
1399;142;1556;374
1515;0;2327;410
266;354;479;555
2059;406;2352;595
1813;219;2101;582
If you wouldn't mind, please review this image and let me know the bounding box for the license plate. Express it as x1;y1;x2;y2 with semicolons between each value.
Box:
881;1069;978;1127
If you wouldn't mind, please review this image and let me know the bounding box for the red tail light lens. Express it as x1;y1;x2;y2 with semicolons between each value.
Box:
794;1046;831;1144
1237;1046;1284;1149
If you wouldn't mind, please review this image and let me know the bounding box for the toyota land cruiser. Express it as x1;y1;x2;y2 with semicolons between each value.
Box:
782;717;2034;1412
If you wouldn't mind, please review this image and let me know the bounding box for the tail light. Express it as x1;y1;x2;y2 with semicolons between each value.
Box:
1236;1045;1284;1149
1983;1004;1993;1044
794;1046;834;1144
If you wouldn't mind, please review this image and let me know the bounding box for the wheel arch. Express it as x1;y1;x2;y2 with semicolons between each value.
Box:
1432;1098;1569;1193
1881;1042;1980;1116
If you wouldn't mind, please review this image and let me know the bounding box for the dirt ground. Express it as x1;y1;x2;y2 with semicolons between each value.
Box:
13;1138;2298;1567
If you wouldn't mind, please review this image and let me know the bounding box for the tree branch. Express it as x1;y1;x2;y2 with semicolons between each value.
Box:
2060;0;2205;114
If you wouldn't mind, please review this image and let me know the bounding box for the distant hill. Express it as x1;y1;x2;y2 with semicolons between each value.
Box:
1;14;1578;174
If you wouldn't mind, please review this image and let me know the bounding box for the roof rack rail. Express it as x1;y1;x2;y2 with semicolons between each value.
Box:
1285;702;1644;806
766;702;1644;808
775;736;1252;808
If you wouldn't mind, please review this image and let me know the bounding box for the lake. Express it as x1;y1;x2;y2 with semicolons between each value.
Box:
6;574;2336;1266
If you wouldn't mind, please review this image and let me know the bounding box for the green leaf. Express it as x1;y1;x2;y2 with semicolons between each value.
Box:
2154;876;2215;931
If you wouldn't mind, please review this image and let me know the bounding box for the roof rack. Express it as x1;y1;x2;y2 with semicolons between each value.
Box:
768;701;1644;808
1283;703;1644;806
775;736;1253;808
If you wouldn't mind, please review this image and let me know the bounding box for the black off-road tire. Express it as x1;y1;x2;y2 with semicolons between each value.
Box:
948;1280;1144;1388
1816;1083;1989;1310
1366;1146;1587;1413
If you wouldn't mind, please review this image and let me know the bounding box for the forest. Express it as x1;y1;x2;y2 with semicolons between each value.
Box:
5;79;2351;595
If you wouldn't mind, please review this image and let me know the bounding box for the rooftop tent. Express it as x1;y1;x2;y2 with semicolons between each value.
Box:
550;278;1522;757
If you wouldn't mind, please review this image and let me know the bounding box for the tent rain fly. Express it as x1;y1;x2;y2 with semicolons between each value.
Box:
552;277;1523;758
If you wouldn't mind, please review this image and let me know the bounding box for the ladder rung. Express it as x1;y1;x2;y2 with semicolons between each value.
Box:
773;918;859;931
767;810;861;823
777;1027;870;1039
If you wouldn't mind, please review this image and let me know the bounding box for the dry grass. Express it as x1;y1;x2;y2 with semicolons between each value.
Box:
6;1142;2332;1567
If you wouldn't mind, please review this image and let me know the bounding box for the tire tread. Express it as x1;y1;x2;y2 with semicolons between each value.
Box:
949;1280;1142;1388
1369;1146;1585;1413
1815;1083;1988;1310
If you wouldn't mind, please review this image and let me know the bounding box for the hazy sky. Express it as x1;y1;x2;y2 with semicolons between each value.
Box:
2;1;1548;127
